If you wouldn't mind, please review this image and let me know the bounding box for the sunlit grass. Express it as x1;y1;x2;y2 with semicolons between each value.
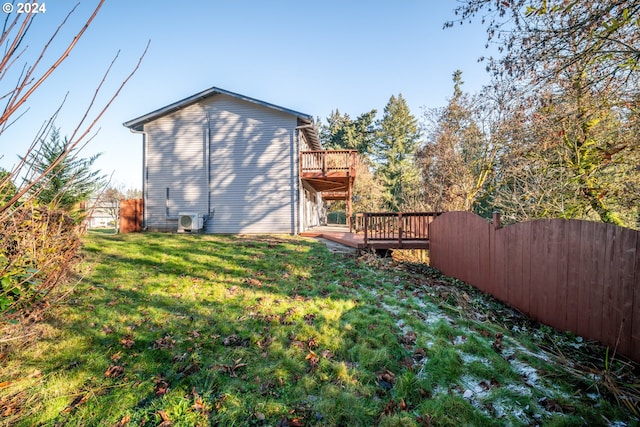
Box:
0;232;637;426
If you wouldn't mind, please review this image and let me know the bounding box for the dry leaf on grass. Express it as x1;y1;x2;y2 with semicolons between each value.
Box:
62;393;88;413
111;415;131;427
104;365;124;378
120;335;135;348
157;410;172;426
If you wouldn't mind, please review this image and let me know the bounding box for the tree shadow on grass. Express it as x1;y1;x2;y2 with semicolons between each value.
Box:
12;232;392;426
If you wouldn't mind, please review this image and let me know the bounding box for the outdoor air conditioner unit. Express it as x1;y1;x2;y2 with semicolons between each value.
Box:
177;212;204;233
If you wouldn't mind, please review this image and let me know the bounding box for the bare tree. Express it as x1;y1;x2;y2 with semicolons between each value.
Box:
0;1;147;315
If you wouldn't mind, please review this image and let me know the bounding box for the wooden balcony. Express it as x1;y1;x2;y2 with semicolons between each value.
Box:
301;150;357;226
300;150;357;194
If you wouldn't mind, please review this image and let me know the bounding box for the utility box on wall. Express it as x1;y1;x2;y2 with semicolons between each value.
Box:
177;213;204;233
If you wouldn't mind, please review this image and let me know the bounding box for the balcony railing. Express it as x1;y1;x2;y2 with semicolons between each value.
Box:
355;212;443;245
300;150;357;176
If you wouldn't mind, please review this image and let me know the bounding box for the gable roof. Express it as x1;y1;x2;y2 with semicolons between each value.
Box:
123;86;321;149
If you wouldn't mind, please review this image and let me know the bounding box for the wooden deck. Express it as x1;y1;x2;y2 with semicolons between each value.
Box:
301;225;367;249
302;213;442;250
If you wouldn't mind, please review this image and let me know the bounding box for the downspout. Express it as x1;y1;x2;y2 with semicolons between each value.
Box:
294;127;301;234
129;128;148;230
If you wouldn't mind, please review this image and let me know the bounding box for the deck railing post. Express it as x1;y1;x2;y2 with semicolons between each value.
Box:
398;212;403;247
363;213;369;245
322;151;326;174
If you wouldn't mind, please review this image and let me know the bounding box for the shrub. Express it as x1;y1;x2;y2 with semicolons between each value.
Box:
0;201;82;314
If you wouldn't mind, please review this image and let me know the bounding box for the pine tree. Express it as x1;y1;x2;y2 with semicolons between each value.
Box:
0;169;16;206
22;127;105;215
320;109;377;155
373;94;422;211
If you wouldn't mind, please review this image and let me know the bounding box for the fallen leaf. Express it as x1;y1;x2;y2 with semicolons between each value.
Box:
303;313;316;325
416;413;433;426
320;349;334;359
377;369;396;384
157;410;172;426
216;358;248;377
154;377;170;396
192;396;207;412
245;278;263;287
62;393;87;413
278;417;304;427
111;415;131;427
154;335;176;349
305;350;319;371
120;335;135;348
104;365;124;378
400;331;417;346
383;399;396;415
223;334;248;347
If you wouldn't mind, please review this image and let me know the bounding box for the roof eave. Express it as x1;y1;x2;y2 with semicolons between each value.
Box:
123;86;314;131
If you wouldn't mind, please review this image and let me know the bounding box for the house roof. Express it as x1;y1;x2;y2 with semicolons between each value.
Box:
123;86;322;149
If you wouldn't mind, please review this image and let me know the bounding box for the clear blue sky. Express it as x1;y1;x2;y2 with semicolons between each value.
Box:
0;0;494;190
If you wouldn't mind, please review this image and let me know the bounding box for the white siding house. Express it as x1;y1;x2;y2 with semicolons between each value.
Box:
124;87;325;234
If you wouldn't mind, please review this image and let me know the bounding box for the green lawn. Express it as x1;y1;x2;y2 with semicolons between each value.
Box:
0;232;637;426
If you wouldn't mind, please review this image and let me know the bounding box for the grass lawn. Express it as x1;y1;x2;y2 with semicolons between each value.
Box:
0;232;638;426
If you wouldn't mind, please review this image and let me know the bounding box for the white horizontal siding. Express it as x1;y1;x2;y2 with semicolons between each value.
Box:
142;93;298;233
144;103;208;231
205;94;296;233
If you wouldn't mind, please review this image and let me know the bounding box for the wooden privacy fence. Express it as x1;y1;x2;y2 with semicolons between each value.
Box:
119;199;143;233
429;211;640;362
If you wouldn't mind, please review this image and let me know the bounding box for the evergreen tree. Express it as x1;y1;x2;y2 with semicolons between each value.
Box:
22;127;105;215
373;94;422;210
319;108;385;213
320;109;377;155
0;169;16;206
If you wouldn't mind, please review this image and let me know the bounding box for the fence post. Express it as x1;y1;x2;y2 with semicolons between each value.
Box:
492;211;502;229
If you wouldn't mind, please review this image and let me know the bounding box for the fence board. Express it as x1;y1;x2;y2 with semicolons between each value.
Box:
588;222;607;343
547;220;566;331
611;228;637;356
604;225;621;351
575;221;594;339
633;236;640;361
565;220;582;334
429;211;640;363
120;199;143;233
528;220;546;323
493;225;508;303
